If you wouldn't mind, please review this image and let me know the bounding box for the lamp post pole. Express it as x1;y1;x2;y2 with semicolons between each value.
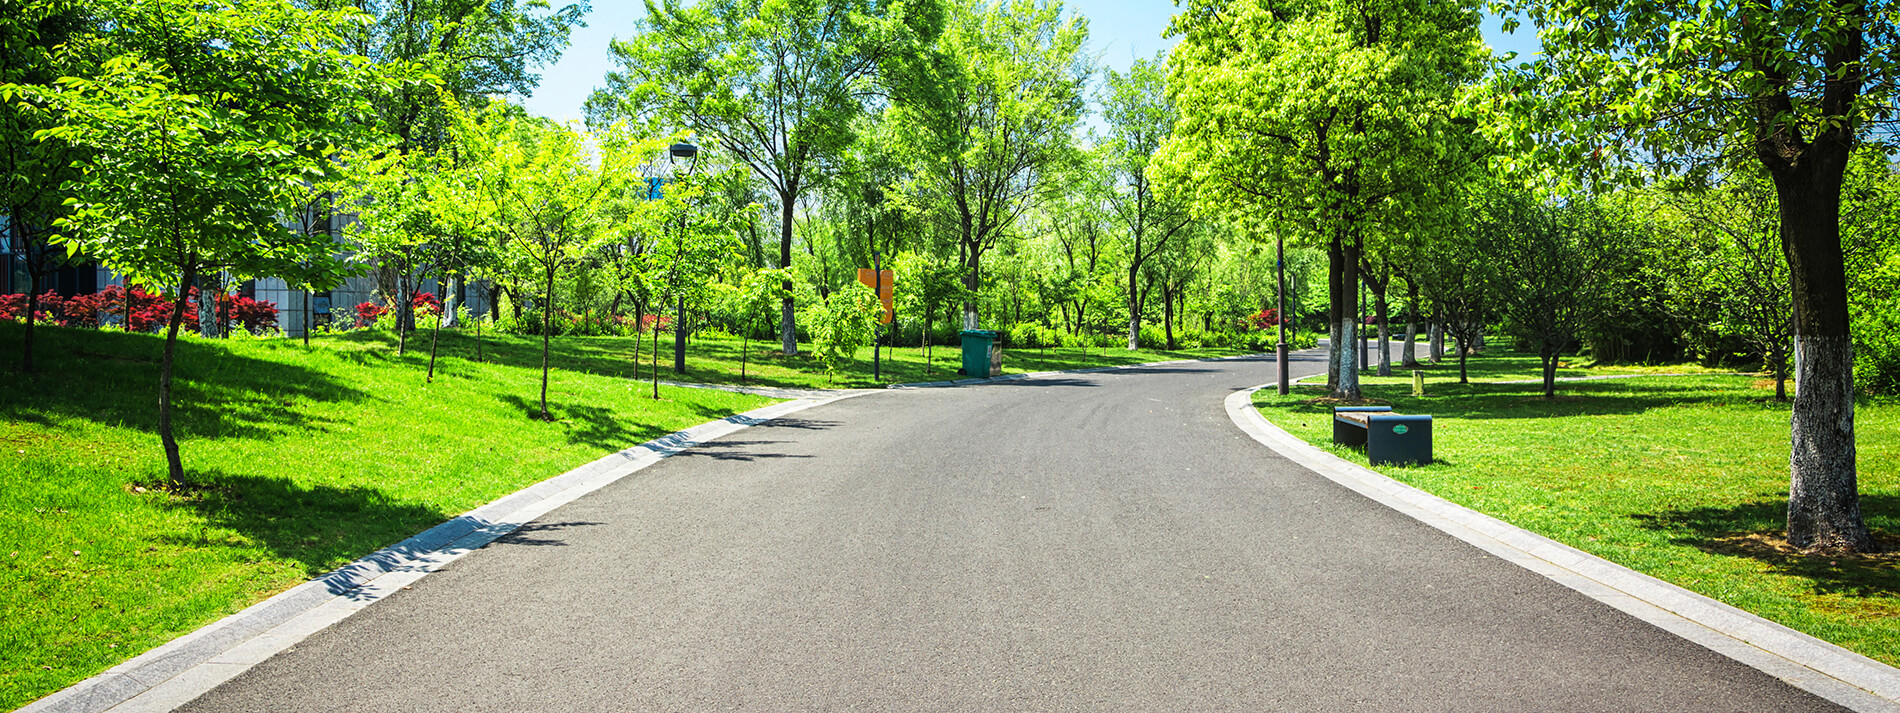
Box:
669;142;699;375
1276;232;1289;395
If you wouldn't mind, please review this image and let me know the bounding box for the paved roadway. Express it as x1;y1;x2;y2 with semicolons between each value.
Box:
179;349;1844;712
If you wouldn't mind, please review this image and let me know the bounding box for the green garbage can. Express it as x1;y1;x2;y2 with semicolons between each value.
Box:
959;330;998;378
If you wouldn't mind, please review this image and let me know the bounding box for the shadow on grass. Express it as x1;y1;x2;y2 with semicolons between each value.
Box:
1276;374;1785;421
497;394;733;453
154;471;450;579
0;323;369;443
1633;495;1900;599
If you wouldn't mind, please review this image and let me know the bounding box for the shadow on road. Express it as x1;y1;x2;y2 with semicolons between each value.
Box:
674;439;814;462
492;521;606;547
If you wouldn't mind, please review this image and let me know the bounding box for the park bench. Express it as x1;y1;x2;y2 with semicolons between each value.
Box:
1332;406;1433;466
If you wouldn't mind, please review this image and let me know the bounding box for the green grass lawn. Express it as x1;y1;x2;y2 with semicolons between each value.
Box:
0;323;777;710
1256;350;1900;665
417;327;1255;390
1318;343;1736;386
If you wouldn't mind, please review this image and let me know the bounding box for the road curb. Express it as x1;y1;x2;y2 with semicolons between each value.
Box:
22;392;871;713
1225;384;1900;713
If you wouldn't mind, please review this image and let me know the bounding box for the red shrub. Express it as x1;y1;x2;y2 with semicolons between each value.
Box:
218;293;279;334
639;313;672;334
411;291;442;317
355;301;391;328
1247;308;1286;332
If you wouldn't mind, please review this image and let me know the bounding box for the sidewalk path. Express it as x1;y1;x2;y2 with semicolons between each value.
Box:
166;350;1845;711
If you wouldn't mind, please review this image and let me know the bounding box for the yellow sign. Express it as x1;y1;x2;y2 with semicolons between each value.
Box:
856;269;895;324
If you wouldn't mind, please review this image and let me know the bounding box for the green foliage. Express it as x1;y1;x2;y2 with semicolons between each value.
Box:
883;0;1089;327
810;284;882;383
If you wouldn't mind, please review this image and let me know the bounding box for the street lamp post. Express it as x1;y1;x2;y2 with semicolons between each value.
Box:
866;187;884;382
1276;233;1289;395
670;141;699;376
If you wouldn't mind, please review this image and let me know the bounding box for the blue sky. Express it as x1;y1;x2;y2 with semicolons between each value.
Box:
517;1;1543;125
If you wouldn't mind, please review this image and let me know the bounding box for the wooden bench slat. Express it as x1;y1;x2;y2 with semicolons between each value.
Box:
1335;412;1373;426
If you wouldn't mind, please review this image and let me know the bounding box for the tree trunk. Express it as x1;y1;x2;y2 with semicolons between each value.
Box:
1458;332;1469;384
1374;287;1392;377
197;272;218;338
160;263;199;485
302;287;312;347
1771;343;1788;401
1326;238;1343;389
539;266;555;420
427;309;442;383
1126;262;1141;350
1541;348;1558;399
779;195;799;355
1430;305;1445;364
1331;236;1362;400
397;276;411;356
963;255;982;330
1772;156;1871;552
443;276;460;329
1163;283;1176;351
21;276;38;373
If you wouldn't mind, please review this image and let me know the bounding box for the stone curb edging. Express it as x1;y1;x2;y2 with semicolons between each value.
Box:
886;351;1270;389
1225;385;1900;713
23;392;870;713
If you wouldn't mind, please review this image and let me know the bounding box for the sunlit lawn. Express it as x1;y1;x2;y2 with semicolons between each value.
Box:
0;323;775;710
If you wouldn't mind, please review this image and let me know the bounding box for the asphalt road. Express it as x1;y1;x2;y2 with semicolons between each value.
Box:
179;349;1844;712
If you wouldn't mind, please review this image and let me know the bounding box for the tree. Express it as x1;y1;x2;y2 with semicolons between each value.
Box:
1493;0;1897;552
1;0;92;371
591;0;937;356
885;0;1089;331
1651;174;1794;399
471;110;631;419
1159;0;1487;400
13;0;392;485
1100;53;1192;350
1478;192;1616;398
811;282;881;383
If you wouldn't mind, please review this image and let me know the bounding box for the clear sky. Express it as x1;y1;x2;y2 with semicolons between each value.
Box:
517;2;1545;125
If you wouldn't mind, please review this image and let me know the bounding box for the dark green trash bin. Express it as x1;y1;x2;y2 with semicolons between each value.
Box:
959;330;999;378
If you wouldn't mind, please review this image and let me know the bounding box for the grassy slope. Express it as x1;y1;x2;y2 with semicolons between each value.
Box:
445;328;1254;389
1256;351;1900;665
0;324;774;710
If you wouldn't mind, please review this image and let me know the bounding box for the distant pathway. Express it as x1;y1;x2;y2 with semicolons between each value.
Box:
167;348;1843;711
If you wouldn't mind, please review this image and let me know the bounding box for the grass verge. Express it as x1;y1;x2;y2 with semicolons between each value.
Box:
1256;350;1900;666
0;323;776;710
398;327;1254;390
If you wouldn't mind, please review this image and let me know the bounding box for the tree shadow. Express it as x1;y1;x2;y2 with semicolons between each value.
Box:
0;323;369;443
490;521;604;547
671;439;815;462
151;470;450;579
1293;375;1783;421
1631;494;1900;599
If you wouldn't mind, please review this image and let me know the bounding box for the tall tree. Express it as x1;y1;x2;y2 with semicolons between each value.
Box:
886;0;1089;330
15;0;393;485
1101;53;1192;350
591;0;938;355
0;0;92;371
1494;0;1897;552
1478;191;1616;398
1160;0;1486;399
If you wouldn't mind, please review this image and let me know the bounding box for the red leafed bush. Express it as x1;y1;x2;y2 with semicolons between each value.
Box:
410;291;442;317
355;301;391;328
639;313;672;334
1247;308;1286;332
217;293;279;334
